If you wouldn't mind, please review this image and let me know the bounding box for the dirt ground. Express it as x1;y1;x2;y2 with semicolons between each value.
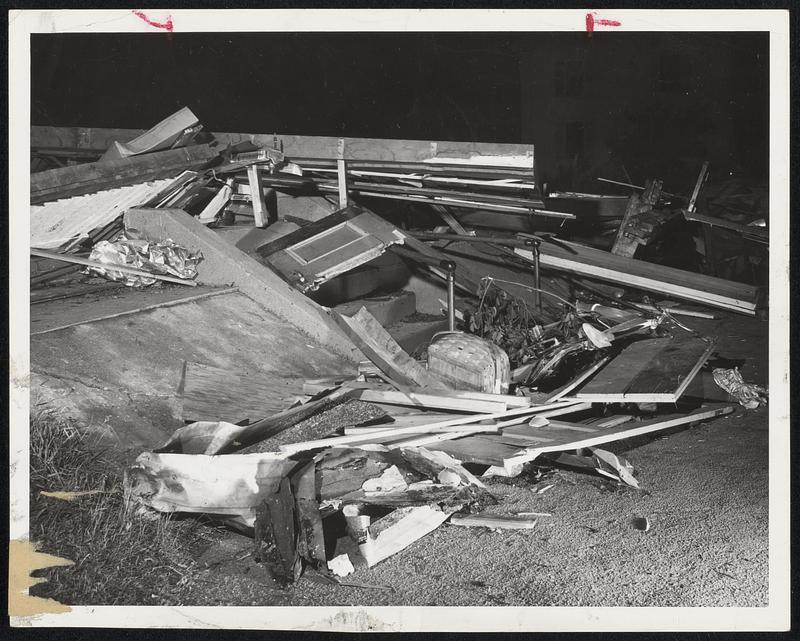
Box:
29;287;770;608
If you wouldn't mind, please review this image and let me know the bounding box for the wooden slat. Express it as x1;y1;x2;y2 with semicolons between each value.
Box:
278;401;585;454
573;337;715;403
302;380;530;408
514;240;759;314
354;388;506;414
475;404;734;476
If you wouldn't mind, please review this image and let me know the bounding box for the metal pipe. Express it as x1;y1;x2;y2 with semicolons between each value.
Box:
440;259;457;331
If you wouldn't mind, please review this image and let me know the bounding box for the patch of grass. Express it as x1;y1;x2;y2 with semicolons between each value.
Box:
29;410;202;605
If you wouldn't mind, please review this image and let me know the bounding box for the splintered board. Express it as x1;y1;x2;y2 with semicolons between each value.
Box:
572;337;716;403
257;206;406;293
425;404;734;475
180;361;306;424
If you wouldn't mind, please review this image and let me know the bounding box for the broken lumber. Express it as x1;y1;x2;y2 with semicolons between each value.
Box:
100;107;199;161
358;506;449;568
157;386;358;454
331;307;448;389
278;400;587;454
254;475;301;584
473;404;735;476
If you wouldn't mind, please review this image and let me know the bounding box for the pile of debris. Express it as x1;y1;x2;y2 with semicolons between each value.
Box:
30;107;769;586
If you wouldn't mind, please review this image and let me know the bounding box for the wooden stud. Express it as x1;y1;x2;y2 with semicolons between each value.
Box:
246;164;269;228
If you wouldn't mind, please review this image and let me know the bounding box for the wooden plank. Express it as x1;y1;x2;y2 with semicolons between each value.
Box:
358;505;449;568
32;127;535;171
432;205;471;235
337;158;349;207
355;388;506;414
31;125;142;151
332;307;447;389
514;240;759;314
291;460;327;571
499;405;735;473
181;361;305;424
304;380;530;408
29;248;198;286
449;513;538;529
30;144;218;204
278;401;585;454
574;337;715;403
247;164;269;228
99;107;199;161
158;387;358;455
254;475;300;584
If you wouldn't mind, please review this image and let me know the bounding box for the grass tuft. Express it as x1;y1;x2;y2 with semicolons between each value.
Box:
29;410;201;605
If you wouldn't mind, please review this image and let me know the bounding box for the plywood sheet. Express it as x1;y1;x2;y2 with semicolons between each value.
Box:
181;361;306;424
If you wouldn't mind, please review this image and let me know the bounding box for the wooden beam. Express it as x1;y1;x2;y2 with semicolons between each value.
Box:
246;164;269;228
30;144;218;204
31;126;535;170
514;240;759;314
337;158;349;207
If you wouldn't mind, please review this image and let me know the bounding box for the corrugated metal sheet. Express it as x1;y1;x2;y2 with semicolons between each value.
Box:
30;178;177;250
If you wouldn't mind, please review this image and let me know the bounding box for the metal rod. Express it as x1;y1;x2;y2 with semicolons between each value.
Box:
30;248;199;286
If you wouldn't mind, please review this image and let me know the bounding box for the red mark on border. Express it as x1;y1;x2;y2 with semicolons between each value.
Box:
132;9;174;32
586;12;621;35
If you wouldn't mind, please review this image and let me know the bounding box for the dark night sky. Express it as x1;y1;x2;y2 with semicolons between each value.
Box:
30;31;770;185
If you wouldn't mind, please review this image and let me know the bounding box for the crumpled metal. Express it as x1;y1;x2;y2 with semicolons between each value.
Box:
84;232;202;287
712;367;768;409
